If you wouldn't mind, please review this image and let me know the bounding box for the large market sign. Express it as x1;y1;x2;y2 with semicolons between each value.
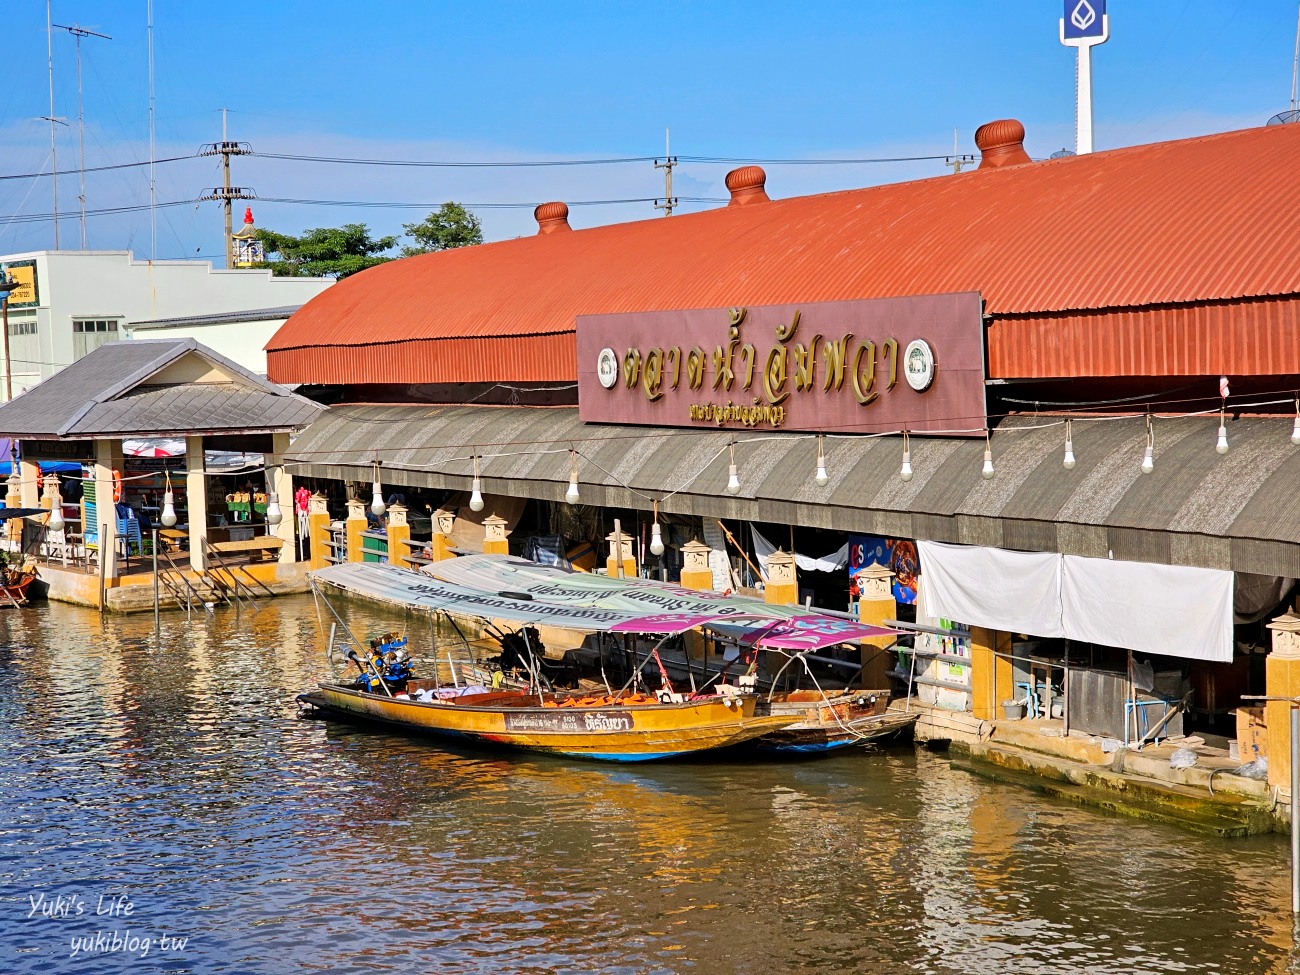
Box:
576;292;986;435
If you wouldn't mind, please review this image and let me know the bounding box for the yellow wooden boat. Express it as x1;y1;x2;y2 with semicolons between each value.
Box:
298;683;795;762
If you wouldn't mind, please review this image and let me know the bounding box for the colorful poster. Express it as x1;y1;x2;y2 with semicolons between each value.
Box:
848;535;919;605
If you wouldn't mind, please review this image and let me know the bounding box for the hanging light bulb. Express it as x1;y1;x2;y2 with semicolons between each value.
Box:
1292;398;1300;446
469;452;485;511
649;500;665;556
47;496;65;533
725;440;741;495
1141;418;1155;474
160;469;177;527
265;493;283;527
900;431;913;482
565;449;581;504
814;434;829;487
981;431;994;480
370;462;386;517
1215;418;1229;455
1063;419;1076;470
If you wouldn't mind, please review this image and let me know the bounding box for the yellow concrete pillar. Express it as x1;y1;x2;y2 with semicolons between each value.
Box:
18;458;39;509
483;514;510;556
605;529;635;578
344;498;367;563
307;493;331;570
679;538;713;591
970;625;1014;721
266;432;295;564
856;562;897;690
430;508;457;561
386;503;410;569
185;435;206;573
96;438;122;580
764;549;798;606
4;471;20;547
1265;613;1300;797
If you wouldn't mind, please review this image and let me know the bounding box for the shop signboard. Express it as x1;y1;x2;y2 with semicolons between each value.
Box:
576;292;985;435
0;260;39;308
1060;0;1107;43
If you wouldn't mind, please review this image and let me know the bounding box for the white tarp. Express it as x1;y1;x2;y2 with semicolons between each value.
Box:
916;541;1064;638
752;527;849;575
1061;554;1233;663
917;541;1234;663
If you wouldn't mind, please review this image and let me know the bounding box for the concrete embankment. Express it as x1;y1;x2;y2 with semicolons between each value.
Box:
904;702;1281;837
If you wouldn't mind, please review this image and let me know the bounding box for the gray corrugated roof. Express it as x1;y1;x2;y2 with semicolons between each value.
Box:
284;404;1300;578
129;306;302;330
0;338;322;438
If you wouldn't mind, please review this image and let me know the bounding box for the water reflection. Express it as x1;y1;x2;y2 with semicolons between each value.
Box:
0;596;1295;974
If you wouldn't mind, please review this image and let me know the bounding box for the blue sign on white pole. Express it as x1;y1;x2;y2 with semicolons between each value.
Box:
1061;0;1107;41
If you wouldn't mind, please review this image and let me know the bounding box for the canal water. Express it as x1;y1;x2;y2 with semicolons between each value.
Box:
1;595;1296;974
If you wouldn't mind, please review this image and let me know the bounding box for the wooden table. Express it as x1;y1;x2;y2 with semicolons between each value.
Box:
159;529;188;553
208;536;284;563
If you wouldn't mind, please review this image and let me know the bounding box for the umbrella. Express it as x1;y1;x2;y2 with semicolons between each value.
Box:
122;438;186;458
0;507;49;520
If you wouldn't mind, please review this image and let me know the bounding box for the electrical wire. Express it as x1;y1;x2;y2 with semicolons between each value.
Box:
0;154;194;181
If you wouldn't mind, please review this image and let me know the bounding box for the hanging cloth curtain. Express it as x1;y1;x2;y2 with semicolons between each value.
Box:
751;527;849;574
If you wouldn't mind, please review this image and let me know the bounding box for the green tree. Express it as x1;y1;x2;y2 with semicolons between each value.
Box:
254;223;398;278
401;202;484;257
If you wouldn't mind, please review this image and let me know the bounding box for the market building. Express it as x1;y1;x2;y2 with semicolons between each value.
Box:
0;232;331;397
266;119;1300;801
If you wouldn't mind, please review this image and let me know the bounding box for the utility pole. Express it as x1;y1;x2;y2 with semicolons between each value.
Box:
654;128;678;217
199;116;255;268
0;272;19;402
53;23;112;249
945;129;975;174
45;1;59;249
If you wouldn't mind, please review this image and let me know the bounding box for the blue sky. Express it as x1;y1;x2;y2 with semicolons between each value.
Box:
1;1;1296;262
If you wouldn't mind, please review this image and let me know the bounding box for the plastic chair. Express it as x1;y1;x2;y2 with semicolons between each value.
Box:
116;517;143;558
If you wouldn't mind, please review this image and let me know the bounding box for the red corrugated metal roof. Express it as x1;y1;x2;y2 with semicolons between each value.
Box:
267;124;1300;385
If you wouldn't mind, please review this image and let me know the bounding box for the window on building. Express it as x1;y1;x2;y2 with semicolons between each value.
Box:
72;319;120;360
7;319;39;374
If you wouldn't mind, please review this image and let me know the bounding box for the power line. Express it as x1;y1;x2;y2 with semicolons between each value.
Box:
0;155;193;181
256;195;726;210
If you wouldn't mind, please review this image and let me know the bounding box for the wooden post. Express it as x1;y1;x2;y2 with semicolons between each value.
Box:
185;435;206;573
970;626;1014;721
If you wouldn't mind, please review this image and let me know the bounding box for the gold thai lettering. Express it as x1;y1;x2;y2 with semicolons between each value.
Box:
882;337;899;391
665;347;682;389
774;309;801;343
685;347;706;390
792;333;822;392
852;340;878;406
688;401;786;428
642;348;664;401
727;306;747;329
622;348;641;388
822;333;851;391
712;340;736;391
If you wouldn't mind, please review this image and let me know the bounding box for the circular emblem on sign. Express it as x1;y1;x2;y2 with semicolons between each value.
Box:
903;339;936;392
596;347;619;389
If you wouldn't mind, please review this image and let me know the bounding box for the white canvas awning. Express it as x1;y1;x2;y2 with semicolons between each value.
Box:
917;541;1233;663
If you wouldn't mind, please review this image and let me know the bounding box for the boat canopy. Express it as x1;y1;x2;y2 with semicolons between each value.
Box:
313;557;897;650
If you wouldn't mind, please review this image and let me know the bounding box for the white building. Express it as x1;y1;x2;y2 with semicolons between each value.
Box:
124;306;304;375
0;250;332;397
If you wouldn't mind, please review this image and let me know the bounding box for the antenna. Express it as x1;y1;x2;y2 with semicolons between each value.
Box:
1268;5;1300;125
148;0;156;260
654;128;678;217
45;1;59;249
53;23;112;249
